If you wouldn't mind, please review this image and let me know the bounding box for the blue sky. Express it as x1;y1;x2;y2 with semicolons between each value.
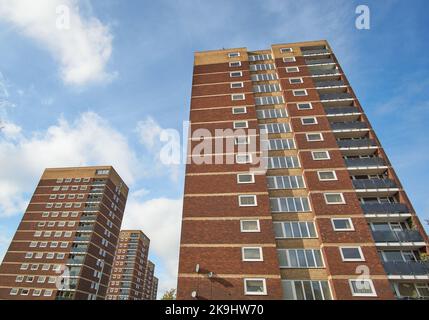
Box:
0;0;428;297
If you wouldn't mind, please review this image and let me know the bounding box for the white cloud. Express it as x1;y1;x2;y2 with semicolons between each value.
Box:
122;196;183;297
0;0;114;86
0;111;140;217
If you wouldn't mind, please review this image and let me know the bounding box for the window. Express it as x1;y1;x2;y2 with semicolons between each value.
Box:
301;117;317;125
249;63;275;71
233;120;248;129
253;84;281;93
340;247;365;262
274;221;317;239
228;52;240;58
248;54;272;61
282;280;332;300
267;156;300;169
317;171;337;181
237;173;255;184
268;139;295;151
234;136;249;145
230;71;242;78
297;102;313;110
236;154;252;164
283;56;296;63
9;288;19;296
240;220;260;233
277;249;324;268
286;67;299;73
270;197;311;212
20;289;30;296
242;247;263;261
232;106;247;114
230;82;244;89
306;133;323;142
37;276;46;283
33;289;42;297
44;290;53;297
312;151;330;160
251;73;278;81
232;94;245;101
331;218;354;231
280;47;293;53
229;61;241;67
259;123;291;134
289;78;303;84
256;108;288;119
244;279;267;295
255;96;284;105
349;279;377;297
20;264;29;270
293;89;308;97
238;195;257;207
324;193;346;204
15;275;24;283
267;176;305;189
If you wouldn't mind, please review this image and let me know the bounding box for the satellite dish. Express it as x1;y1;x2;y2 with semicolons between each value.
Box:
191;291;198;298
195;264;200;273
208;272;214;278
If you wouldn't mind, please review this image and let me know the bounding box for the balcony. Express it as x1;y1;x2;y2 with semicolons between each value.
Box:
361;202;409;214
325;106;359;115
337;139;376;148
331;121;367;131
383;261;429;277
310;69;340;76
352;178;398;189
301;49;330;56
77;225;94;232
70;246;88;253
319;92;353;101
66;258;85;265
74;236;91;242
80;215;97;222
345;157;387;175
372;230;425;247
305;58;334;65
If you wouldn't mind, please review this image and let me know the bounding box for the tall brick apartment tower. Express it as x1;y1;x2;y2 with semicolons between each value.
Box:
0;166;128;300
106;230;151;300
177;40;429;300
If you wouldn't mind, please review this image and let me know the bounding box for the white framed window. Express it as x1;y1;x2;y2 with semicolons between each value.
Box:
232;94;245;101
349;279;377;297
37;276;46;283
242;247;263;261
317;171;338;181
340;247;365;262
234;136;250;145
32;289;42;297
15;275;24;283
233;120;248;129
20;289;29;296
238;195;257;207
283;56;296;63
289;77;303;84
297;102;313;110
331;218;354;231
230;71;243;78
312;151;330;160
44;290;53;297
306;133;323;142
280;47;293;53
228;52;240;58
232;106;247;114
244;278;267;295
293;89;308;97
301;117;318;125
230;82;244;89
237;173;255;184
236;154;252;164
9;288;19;296
286;67;299;73
240;220;260;233
229;61;242;67
324;193;346;204
65;178;72;183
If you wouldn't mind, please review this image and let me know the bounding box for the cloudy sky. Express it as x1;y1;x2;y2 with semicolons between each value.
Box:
0;0;428;298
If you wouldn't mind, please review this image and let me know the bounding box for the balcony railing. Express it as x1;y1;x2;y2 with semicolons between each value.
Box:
352;178;398;189
74;236;91;242
372;230;424;243
361;203;409;214
331;121;368;130
337;139;376;148
383;261;429;276
325;106;360;115
302;49;330;55
344;157;386;167
66;259;85;265
80;216;97;222
320;93;353;101
310;69;340;76
315;80;345;88
77;225;94;231
305;58;334;65
70;246;88;253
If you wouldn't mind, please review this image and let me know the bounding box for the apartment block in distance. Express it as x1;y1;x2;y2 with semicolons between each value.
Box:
106;230;150;300
177;40;429;300
0;166;129;300
143;260;157;300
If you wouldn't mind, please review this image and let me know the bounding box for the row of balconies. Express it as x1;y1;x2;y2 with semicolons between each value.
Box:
382;260;429;276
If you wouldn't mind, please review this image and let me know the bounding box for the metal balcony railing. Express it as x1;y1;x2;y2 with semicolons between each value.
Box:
302;49;330;55
70;247;88;253
320;92;354;101
77;225;93;231
66;259;85;265
314;80;345;88
305;58;334;65
344;157;386;167
372;230;424;242
361;203;409;214
310;69;340;76
337;139;376;148
80;216;97;222
352;178;398;189
383;261;429;276
331;121;368;130
325;106;360;115
74;236;91;242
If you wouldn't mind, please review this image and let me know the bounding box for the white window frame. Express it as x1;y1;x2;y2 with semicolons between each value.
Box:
293;89;308;97
229;61;242;67
232;94;246;101
331;218;354;231
244;278;267;296
232;106;247;114
301;117;318;125
283;56;296;63
236;154;252;164
324;193;346;204
340;247;365;262
230;82;244;89
349;279;377;297
297;102;313;110
240;220;261;233
242;247;263;262
238;195;257;207
286;67;299;73
289;77;303;84
228;52;241;58
234;136;250;145
317;170;338;181
306;133;324;142
280;47;293;53
233;120;249;129
230;71;243;78
312;151;330;160
237;173;255;184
